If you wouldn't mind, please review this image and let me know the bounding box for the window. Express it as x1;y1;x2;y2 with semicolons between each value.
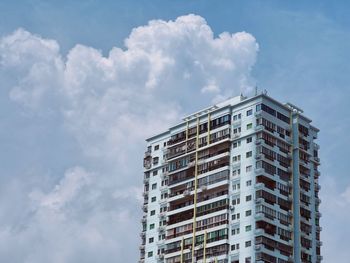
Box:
232;228;240;235
256;104;261;112
232;183;240;191
151;196;156;202
148;251;153;257
246;195;252;202
152;183;157;190
233;127;241;134
154;145;159;151
153;170;158;176
231;243;240;250
233;141;241;148
246;210;252;216
232;169;241;176
246;151;252;158
261;103;276;116
246;165;252;172
246;137;252;143
150;210;155;216
245;257;251;263
247;123;253;129
245;241;251;247
232;213;240;220
149;237;154;243
232;197;240;205
246;109;252;116
233;113;242;121
245;225;252;232
233;155;241;162
246;180;252;186
152;157;159;165
150;224;155;230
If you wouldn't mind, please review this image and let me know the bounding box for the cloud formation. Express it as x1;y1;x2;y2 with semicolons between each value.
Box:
0;14;258;262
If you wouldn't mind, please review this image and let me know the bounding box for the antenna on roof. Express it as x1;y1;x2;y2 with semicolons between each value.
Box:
255;85;258;96
263;89;268;95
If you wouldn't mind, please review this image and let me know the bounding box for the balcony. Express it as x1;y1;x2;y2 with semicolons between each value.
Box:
183;189;191;197
254;228;264;236
144;150;151;158
254;244;262;251
255;168;264;175
255;212;275;225
300;173;310;182
255;125;264;132
144;161;151;170
317;255;323;261
143;177;149;184
255;139;263;145
142;204;148;212
187;161;196;168
255;183;264;191
314;170;320;178
255;153;263;160
315;184;321;191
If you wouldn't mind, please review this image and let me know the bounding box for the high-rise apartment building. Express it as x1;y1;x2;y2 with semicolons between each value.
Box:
140;94;322;263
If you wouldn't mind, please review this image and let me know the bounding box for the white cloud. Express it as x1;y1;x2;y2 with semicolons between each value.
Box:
0;28;64;109
0;14;258;262
30;167;91;211
341;185;350;204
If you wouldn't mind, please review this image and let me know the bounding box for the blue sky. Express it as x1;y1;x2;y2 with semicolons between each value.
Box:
0;1;349;262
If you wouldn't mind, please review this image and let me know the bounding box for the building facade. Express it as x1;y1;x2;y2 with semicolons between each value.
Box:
140;94;322;263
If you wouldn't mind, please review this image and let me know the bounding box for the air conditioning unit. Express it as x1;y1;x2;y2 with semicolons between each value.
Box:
200;185;207;191
183;190;190;196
